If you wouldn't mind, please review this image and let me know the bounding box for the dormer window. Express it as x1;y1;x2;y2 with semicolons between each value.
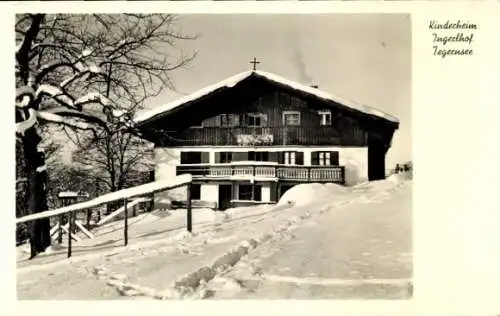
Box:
318;110;332;126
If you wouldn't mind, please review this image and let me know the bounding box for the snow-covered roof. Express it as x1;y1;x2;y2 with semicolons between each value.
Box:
134;70;399;125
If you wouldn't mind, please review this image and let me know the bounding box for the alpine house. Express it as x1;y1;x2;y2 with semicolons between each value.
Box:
134;70;399;210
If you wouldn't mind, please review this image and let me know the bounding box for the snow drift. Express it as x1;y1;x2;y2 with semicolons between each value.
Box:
277;183;346;207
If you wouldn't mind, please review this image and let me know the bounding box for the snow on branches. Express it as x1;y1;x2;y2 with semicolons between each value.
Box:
37;111;90;131
16;108;37;136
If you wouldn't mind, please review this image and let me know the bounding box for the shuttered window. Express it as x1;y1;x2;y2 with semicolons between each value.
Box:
282;151;304;165
180;152;202;164
311;151;339;166
201;152;210;163
283;152;295;165
249;151;269;161
219;152;232;163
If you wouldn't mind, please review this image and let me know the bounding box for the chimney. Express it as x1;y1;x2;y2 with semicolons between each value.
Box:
310;84;319;89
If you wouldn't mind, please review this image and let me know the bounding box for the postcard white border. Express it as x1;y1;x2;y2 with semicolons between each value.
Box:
2;1;500;316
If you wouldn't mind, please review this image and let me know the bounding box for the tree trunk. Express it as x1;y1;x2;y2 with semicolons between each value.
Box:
22;126;51;258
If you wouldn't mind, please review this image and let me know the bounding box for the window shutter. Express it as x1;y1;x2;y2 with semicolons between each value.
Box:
261;152;269;162
201;152;210;163
180;152;188;164
311;152;319;165
277;152;284;164
296;152;304;165
330;151;339;165
254;185;262;201
269;152;278;163
233;152;246;162
214;152;221;163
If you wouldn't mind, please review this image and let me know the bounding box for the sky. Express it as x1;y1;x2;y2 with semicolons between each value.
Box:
143;14;412;168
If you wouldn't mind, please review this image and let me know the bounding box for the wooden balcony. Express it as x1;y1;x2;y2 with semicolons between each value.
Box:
164;126;366;147
176;162;345;184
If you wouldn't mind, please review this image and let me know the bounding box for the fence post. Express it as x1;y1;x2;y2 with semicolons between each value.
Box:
186;183;192;233
58;214;63;244
67;211;73;258
124;199;128;246
58;198;65;244
252;165;256;201
86;209;92;228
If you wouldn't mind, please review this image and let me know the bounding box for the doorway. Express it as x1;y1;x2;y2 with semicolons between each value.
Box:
218;184;232;210
368;137;386;181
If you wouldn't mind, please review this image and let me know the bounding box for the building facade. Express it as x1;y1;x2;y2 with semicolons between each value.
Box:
135;70;399;210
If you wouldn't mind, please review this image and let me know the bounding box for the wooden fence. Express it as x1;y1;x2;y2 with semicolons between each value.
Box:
16;174;193;259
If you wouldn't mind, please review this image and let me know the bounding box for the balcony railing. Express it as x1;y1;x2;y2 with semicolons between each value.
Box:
164;126;366;147
176;162;345;184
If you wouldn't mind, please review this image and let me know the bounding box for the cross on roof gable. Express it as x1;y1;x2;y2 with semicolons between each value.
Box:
134;70;399;125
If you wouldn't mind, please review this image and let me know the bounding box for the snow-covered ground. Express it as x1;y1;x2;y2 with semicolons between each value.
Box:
208;177;412;299
17;173;412;300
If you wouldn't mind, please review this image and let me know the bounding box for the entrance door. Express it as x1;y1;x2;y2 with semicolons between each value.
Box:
368;137;386;181
218;185;232;210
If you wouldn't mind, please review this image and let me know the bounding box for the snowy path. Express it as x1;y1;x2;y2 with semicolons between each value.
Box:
17;176;412;300
16;203;302;299
207;181;412;299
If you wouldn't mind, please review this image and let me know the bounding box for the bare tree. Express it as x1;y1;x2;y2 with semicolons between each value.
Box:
72;132;153;191
15;14;196;258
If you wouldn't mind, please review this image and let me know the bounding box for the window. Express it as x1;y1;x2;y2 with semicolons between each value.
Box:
180;152;202;164
283;111;301;126
280;151;304;165
218;114;239;127
238;184;262;201
246;113;267;127
219;152;233;163
284;152;295;165
318;110;332;126
311;151;339;166
219;114;229;127
318;152;331;166
191;184;201;200
249;151;269;162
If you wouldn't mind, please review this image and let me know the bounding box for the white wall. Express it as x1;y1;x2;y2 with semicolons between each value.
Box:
299;147;368;186
154;148;187;200
201;183;219;204
341;148;368;186
155;146;369;188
